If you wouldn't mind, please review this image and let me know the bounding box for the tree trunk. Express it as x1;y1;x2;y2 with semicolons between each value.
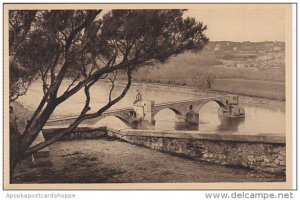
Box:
19;103;56;155
10;149;19;183
9;120;22;182
10;103;56;180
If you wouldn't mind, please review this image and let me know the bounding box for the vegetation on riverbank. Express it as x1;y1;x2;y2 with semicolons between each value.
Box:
131;52;285;101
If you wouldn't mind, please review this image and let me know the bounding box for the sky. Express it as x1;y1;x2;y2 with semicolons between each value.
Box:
185;6;287;42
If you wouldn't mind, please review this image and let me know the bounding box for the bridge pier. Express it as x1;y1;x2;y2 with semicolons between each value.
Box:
185;111;200;124
174;112;199;124
175;114;186;123
175;111;199;124
143;120;156;130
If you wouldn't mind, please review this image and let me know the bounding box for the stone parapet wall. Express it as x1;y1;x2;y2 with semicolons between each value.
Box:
107;128;286;174
41;126;286;174
42;126;107;141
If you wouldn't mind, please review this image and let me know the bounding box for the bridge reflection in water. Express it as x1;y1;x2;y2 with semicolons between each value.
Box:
217;116;245;132
154;110;245;132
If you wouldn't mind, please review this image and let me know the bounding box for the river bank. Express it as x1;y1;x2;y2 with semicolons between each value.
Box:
132;57;285;101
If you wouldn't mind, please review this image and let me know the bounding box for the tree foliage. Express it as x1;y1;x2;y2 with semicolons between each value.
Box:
9;9;208;178
9;10;38;101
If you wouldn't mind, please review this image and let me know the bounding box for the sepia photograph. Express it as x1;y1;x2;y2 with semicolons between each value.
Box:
3;3;293;190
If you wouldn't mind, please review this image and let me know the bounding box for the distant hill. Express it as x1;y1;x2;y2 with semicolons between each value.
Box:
200;41;285;69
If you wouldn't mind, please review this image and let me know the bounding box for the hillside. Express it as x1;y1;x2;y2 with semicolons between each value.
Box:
132;41;285;100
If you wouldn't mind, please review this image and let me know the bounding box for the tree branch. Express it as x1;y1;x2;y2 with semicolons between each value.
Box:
52;10;102;98
82;67;131;120
24;67;132;157
108;70;118;102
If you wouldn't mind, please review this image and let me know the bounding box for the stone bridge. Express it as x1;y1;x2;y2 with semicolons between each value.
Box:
46;107;136;127
151;97;229;124
46;95;245;128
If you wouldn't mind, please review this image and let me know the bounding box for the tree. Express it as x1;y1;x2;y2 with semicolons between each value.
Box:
9;10;38;102
9;9;208;179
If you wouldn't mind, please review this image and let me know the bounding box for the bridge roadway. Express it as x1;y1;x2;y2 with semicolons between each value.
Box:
46;96;229;127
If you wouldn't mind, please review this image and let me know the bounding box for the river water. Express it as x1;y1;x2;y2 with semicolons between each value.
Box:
18;80;285;135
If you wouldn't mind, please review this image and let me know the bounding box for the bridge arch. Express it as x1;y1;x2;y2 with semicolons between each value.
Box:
110;114;132;125
91;115;132;128
153;107;185;128
196;99;227;113
82;110;138;128
212;99;227;109
153;107;183;117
